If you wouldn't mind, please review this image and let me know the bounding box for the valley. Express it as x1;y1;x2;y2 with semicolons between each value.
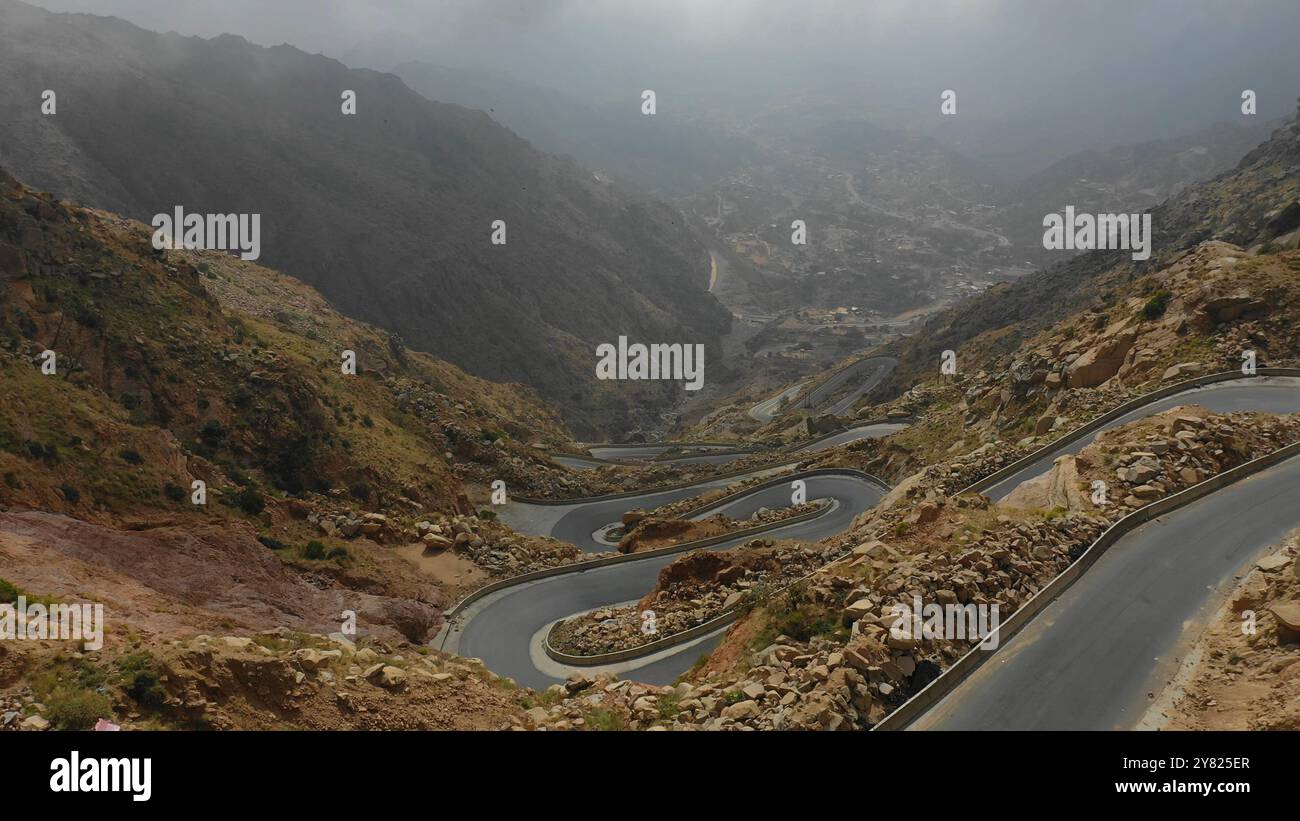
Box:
1;0;1298;769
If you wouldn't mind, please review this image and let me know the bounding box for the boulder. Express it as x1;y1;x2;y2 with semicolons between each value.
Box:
20;715;50;731
721;699;761;720
367;665;407;689
1256;553;1291;573
295;648;342;670
1232;573;1269;613
1066;327;1137;388
853;540;890;559
1161;362;1202;381
421;533;453;551
1269;602;1300;642
1000;455;1089;511
1199;293;1268;326
1130;484;1162;500
842;599;874;625
1034;415;1066;436
1171;415;1203;434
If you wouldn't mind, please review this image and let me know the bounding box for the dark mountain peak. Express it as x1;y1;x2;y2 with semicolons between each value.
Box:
0;0;727;438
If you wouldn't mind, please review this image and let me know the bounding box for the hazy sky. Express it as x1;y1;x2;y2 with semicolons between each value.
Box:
29;0;1300;163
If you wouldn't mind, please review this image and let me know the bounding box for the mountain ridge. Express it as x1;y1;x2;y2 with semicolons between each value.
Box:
0;0;727;438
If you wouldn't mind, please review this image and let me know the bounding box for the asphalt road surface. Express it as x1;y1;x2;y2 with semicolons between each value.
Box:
749;382;807;422
454;378;1300;698
450;422;905;688
981;377;1300;500
800;422;911;453
913;454;1300;730
587;441;738;462
822;357;898;417
448;472;887;689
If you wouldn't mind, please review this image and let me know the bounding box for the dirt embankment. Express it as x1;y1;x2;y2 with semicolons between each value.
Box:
1151;531;1300;730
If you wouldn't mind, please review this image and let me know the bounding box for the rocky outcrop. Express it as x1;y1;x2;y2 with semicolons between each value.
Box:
1000;454;1090;511
1066;321;1137;388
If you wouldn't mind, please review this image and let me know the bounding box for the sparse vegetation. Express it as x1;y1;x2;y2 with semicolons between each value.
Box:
1141;289;1172;320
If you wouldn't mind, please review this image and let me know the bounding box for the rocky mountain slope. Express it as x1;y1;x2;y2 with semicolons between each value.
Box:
0;161;661;729
1154;529;1300;731
870;105;1300;404
1000;119;1281;264
0;159;614;652
0;0;728;438
0;167;578;520
829;240;1300;480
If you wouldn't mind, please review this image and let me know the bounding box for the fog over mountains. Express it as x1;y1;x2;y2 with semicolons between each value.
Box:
5;0;1300;748
31;0;1300;177
0;0;729;437
4;0;1299;439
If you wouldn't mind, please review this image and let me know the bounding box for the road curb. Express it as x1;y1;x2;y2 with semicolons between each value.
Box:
782;417;913;453
539;469;894;667
513;459;803;506
875;437;1300;730
961;368;1300;497
436;469;889;649
783;356;896;417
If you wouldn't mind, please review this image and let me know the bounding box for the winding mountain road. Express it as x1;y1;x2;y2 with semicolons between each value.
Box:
444;420;907;689
749;356;897;423
749;382;808;422
449;371;1300;713
800;356;898;417
981;377;1300;500
553;443;753;471
913;454;1300;730
911;375;1300;729
448;471;889;689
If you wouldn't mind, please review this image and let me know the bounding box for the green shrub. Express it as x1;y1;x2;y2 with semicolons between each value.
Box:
118;652;166;711
1142;289;1171;320
657;692;682;721
302;540;327;560
45;686;114;730
119;448;144;465
26;441;58;462
163;483;186;502
199;420;227;449
0;577;23;604
581;707;626;731
59;483;80;504
234;487;265;515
